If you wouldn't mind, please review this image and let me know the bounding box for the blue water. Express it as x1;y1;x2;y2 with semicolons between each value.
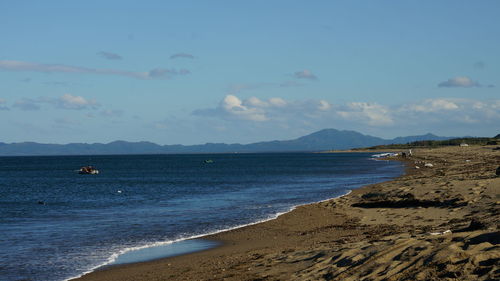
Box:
0;153;403;281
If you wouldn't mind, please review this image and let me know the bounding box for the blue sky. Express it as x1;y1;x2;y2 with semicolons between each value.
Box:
1;0;499;144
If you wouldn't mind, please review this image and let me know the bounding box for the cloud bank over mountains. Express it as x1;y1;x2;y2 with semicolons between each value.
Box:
193;95;500;132
0;57;497;143
3;91;495;144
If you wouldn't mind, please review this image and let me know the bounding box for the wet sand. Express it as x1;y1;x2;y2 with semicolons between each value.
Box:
73;146;499;281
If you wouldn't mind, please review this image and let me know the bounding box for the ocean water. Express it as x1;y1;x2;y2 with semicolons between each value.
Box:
0;153;403;281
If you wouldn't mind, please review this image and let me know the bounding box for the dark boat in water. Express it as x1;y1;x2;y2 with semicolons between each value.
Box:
78;166;99;174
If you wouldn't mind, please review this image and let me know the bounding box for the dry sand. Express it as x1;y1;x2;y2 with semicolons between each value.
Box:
74;146;499;281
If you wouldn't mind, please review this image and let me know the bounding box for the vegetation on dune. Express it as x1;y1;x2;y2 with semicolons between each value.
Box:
355;136;499;150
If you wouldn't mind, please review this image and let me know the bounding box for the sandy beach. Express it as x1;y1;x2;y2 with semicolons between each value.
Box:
74;146;499;281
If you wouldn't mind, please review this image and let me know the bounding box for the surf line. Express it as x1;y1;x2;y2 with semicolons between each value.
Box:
65;189;356;281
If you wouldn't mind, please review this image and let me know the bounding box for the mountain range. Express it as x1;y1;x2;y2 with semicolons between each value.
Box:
0;129;456;156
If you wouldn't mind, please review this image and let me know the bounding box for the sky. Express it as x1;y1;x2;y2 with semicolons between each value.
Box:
1;0;499;145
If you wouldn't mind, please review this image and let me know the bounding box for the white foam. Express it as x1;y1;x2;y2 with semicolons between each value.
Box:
371;152;398;158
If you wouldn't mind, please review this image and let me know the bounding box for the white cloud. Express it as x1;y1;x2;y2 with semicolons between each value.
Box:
472;101;485;110
293;69;317;80
438;76;482;88
401;98;500;126
318;100;331;111
407;98;460;113
221;95;267;121
239;97;288;108
194;95;337;126
338;102;393;126
491;100;500;109
468;100;500;120
269;97;287;107
194;95;298;122
56;94;98;110
244;96;268;107
0;60;190;80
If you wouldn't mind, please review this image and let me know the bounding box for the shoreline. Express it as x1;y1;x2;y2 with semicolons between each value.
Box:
71;191;353;280
67;152;398;280
68;179;362;280
73;146;499;281
71;153;405;279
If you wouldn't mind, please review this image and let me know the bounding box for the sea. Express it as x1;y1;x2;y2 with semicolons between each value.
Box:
0;152;403;281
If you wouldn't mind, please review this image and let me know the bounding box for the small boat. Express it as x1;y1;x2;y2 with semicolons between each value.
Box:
78;166;99;174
